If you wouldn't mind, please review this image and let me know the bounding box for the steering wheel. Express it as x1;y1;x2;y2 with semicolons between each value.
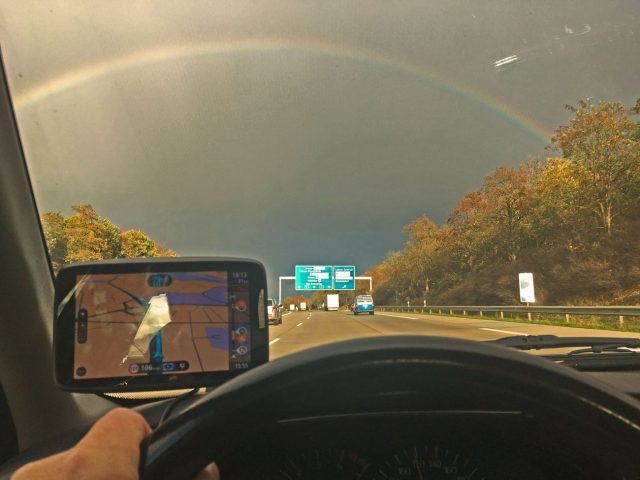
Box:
140;336;640;480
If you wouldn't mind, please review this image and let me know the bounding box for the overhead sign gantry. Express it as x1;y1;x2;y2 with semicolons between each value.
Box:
278;265;370;304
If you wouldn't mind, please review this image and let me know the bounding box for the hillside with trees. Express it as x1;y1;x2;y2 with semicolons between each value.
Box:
371;99;640;306
41;204;176;271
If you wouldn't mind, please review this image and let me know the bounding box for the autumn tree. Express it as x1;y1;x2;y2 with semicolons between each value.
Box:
155;242;178;257
369;257;394;304
120;229;158;258
401;215;440;297
40;204;177;271
64;204;121;263
444;191;493;272
530;157;586;250
310;291;326;308
371;250;412;304
480;166;534;262
551;100;640;235
41;212;67;271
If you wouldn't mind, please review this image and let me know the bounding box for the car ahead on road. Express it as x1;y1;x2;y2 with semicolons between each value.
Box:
267;298;282;325
352;295;375;315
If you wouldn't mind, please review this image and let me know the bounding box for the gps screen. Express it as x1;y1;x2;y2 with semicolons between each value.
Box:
73;271;252;379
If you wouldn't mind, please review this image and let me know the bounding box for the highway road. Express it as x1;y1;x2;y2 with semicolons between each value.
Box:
268;309;640;360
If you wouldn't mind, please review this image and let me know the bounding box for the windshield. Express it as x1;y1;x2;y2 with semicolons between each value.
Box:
1;1;639;355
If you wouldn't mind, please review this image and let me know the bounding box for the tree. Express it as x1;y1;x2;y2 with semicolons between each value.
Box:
480;166;533;262
371;250;412;304
156;242;178;257
41;212;67;271
40;204;177;271
401;215;440;297
120;229;158;258
310;290;328;309
530;157;586;251
551;100;640;235
445;191;493;271
64;204;121;263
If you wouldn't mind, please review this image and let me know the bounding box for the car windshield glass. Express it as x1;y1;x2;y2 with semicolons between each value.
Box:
1;1;639;355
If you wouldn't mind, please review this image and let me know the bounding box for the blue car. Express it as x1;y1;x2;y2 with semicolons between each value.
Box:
352;295;375;315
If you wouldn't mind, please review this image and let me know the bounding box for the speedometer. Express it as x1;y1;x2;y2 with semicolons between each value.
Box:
271;448;373;479
373;445;486;479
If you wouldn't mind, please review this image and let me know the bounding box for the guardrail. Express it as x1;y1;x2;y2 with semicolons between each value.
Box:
376;305;640;326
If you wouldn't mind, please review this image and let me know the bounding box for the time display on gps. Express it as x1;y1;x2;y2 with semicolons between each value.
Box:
73;271;252;379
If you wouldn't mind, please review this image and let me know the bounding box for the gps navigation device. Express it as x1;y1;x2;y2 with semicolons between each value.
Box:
54;258;269;392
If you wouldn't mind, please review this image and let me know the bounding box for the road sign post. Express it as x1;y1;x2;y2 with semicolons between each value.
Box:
355;276;372;292
518;273;535;303
334;266;355;290
278;276;295;305
295;265;333;290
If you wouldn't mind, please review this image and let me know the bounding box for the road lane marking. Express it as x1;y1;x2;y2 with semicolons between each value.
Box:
480;327;523;336
269;338;280;345
296;322;303;327
376;313;418;320
282;312;292;317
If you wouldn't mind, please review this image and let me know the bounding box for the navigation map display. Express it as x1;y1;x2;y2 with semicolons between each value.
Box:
73;271;252;380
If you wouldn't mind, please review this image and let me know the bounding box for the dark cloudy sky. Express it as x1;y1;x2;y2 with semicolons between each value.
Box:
1;1;638;295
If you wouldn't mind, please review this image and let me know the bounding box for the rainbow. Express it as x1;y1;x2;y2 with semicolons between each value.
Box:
12;38;552;143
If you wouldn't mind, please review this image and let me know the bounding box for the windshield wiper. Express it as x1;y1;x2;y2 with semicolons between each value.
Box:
490;335;640;371
489;335;640;353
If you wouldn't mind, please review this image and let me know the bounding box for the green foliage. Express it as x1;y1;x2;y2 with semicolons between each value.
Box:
372;98;640;306
40;204;176;271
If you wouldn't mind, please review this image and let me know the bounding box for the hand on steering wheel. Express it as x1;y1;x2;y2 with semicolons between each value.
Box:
11;409;219;480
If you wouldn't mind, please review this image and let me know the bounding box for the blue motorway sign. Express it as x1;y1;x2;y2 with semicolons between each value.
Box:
333;266;356;290
295;265;333;290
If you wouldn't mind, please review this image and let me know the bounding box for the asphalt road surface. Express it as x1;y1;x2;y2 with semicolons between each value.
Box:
268;310;640;360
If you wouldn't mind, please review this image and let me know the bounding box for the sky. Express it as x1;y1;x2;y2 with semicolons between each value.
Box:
0;1;638;296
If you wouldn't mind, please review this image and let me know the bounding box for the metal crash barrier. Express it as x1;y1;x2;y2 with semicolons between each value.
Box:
376;305;640;326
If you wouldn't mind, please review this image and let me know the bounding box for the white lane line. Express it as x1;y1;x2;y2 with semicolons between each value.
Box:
269;338;281;345
480;327;524;336
282;312;292;317
376;313;418;320
296;322;303;327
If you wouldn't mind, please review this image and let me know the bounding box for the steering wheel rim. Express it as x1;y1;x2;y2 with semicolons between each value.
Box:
140;335;640;480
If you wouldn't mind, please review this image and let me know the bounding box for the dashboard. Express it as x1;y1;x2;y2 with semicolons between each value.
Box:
0;387;636;480
221;411;606;479
4;335;640;480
